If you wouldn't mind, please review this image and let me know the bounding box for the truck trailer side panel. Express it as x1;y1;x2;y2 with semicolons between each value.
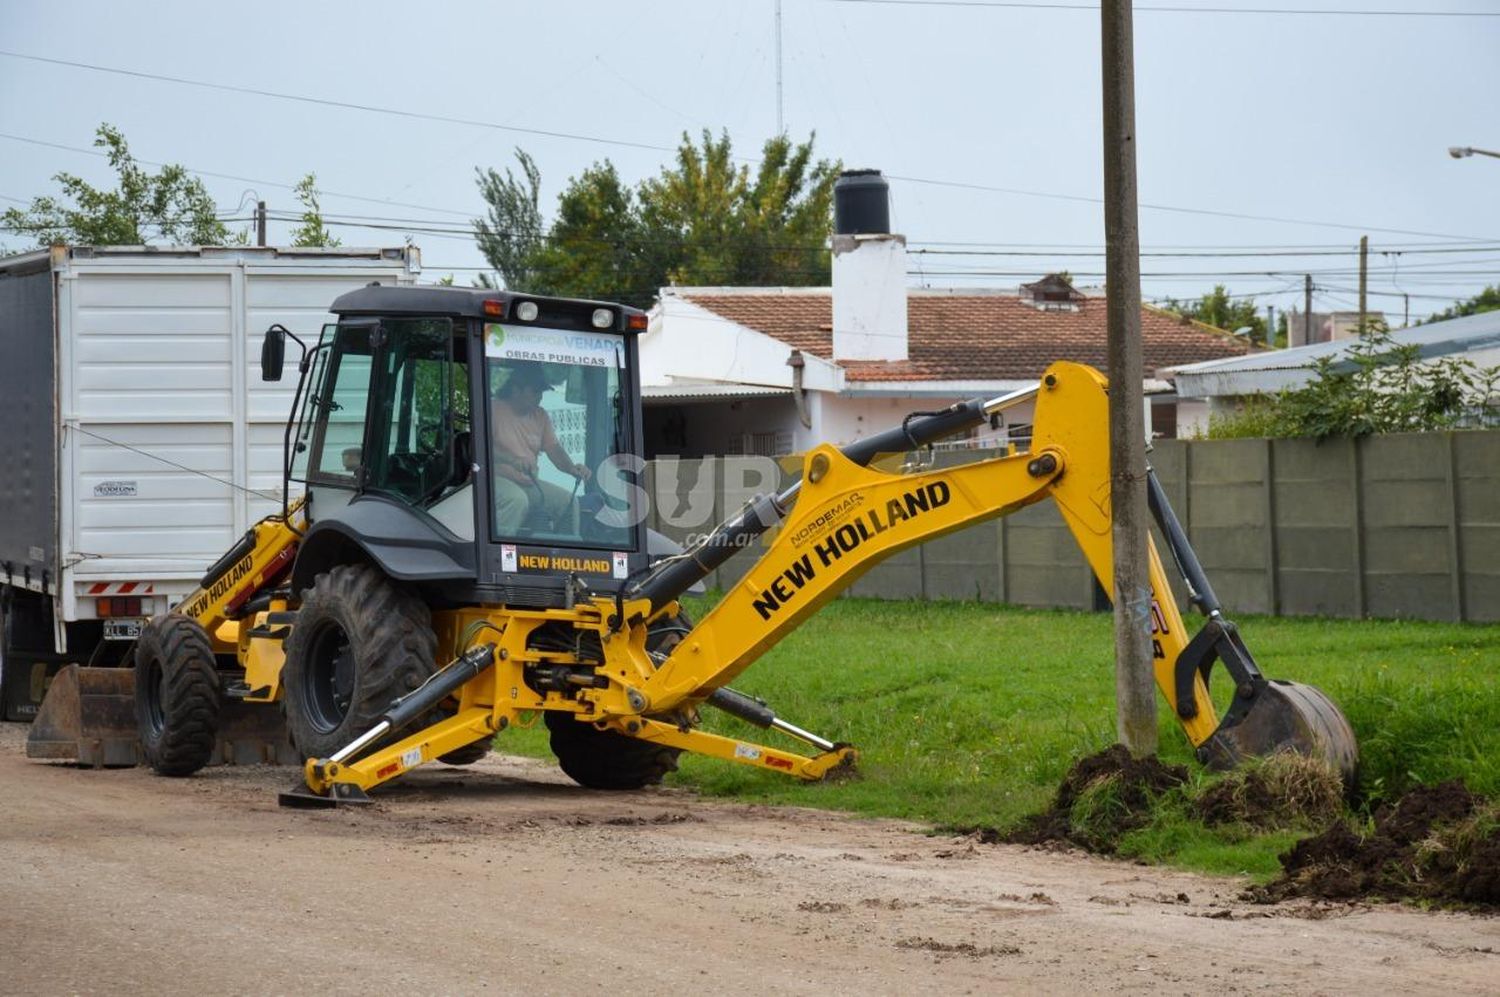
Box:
0;246;418;720
58;251;419;628
0;254;60;596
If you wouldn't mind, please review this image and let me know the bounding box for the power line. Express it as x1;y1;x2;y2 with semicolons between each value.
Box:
1318;284;1471;301
0;132;477;218
0;50;676;154
246;208;1500;260
0;53;1488;242
825;0;1500;16
913;244;1500;259
886;172;1488;242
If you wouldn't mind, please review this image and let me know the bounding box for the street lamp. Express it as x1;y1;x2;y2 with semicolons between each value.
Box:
1449;146;1500;160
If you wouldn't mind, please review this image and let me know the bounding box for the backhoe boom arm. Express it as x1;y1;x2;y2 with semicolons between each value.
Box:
632;362;1355;778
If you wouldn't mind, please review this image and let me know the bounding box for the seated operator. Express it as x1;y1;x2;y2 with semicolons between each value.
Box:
491;363;591;534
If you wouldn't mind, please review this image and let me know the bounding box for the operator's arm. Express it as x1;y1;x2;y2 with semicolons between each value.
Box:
540;414;590;481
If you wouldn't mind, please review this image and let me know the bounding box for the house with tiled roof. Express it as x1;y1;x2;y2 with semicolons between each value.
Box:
637;172;1252;458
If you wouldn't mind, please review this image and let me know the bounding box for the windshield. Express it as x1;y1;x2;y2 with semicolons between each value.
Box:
484;322;633;548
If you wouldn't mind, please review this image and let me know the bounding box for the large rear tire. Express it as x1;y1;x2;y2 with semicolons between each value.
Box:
281;564;437;760
437;739;492;766
546;614;689;790
1;592;54;721
134;615;221;776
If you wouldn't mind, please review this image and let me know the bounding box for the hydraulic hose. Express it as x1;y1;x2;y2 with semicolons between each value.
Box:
629;400;989;611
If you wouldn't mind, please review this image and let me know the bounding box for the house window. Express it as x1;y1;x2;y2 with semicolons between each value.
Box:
728;430;793;457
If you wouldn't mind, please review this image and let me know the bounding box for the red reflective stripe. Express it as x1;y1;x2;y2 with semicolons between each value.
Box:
88;583;108;595
118;582;137;594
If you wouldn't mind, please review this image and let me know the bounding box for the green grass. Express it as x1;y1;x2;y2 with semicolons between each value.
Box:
497;596;1500;879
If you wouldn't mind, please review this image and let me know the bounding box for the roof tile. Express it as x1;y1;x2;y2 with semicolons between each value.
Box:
678;290;1251;381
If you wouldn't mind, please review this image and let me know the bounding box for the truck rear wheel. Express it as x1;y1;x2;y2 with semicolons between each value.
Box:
281;564;437;760
134;615;221;776
545;614;689;790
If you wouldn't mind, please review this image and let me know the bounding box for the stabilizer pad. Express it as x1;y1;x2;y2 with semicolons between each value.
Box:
277;783;373;809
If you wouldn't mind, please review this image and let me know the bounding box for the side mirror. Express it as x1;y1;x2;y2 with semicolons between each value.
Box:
261;325;287;382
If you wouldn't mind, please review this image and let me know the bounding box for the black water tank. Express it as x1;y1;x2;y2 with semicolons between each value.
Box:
833;170;890;236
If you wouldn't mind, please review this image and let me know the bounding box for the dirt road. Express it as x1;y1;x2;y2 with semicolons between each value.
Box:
1;723;1494;995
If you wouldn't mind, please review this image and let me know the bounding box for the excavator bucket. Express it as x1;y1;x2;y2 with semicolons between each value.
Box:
24;665;300;768
1198;680;1360;788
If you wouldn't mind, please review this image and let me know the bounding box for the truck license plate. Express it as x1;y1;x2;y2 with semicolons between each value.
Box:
103;619;145;640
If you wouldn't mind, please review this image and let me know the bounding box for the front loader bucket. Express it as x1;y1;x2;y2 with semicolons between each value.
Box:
25;664;300;769
1198;680;1359;787
26;665;140;767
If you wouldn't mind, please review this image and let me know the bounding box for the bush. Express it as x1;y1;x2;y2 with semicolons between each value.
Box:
1202;326;1500;440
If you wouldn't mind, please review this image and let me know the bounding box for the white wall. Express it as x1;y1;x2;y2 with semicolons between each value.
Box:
641;294;843;392
1175;399;1211;438
810;393;1035;450
831;235;908;362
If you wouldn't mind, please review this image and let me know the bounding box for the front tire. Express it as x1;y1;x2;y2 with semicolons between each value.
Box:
281;564;437;760
134;615;221;776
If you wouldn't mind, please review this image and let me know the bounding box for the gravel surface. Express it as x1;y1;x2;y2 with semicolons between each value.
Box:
2;722;1496;995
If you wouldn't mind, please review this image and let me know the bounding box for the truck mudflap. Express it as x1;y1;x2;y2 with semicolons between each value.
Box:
24;665;299;768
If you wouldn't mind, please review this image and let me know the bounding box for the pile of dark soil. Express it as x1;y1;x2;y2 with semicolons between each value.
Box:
1192;752;1345;830
1252;780;1500;908
1002;744;1187;854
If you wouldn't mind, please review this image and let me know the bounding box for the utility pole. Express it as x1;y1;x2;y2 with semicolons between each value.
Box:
1266;304;1275;348
1304;273;1313;346
1100;0;1157;757
1358;234;1368;333
775;0;784;135
256;201;267;247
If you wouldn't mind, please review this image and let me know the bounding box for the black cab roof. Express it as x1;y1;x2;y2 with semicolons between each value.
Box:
330;284;649;334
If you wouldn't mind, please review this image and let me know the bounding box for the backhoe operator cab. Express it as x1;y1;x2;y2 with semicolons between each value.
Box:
264;285;653;610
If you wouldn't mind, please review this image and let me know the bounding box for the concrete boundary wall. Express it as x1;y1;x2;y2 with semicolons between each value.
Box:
643;430;1500;623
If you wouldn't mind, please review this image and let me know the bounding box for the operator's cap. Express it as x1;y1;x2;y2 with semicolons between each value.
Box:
505;362;554;392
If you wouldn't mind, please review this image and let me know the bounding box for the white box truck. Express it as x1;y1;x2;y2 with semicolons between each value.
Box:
0;245;420;719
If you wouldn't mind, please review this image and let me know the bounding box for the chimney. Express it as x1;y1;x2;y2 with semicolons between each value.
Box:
832;170;907;362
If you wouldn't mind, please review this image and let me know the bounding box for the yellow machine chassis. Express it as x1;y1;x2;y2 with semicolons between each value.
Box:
297;363;1221;799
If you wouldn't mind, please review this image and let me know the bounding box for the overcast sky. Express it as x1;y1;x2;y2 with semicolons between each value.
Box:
3;0;1498;326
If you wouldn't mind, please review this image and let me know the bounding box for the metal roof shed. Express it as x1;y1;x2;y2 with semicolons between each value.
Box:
1167;309;1500;400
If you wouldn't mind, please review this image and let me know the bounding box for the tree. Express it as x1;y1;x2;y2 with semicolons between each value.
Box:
2;124;233;247
473;150;545;290
1206;325;1500;440
1162;285;1266;345
525;161;649;303
1421;284;1500;324
289;173;340;247
473;131;840;308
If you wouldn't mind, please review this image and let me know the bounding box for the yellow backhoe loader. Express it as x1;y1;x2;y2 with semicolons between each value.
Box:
28;283;1357;807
